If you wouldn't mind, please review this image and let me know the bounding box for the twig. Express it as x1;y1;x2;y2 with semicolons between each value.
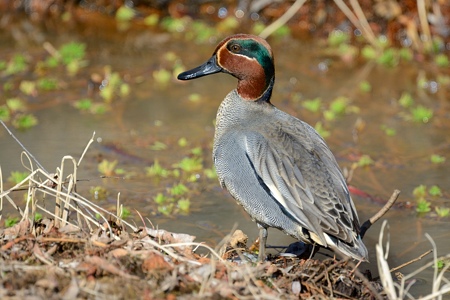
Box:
389;249;433;273
259;0;307;39
360;189;400;238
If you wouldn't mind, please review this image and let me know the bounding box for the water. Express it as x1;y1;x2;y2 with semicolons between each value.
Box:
1;17;449;297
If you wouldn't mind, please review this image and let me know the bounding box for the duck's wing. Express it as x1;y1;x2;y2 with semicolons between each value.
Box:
243;118;360;247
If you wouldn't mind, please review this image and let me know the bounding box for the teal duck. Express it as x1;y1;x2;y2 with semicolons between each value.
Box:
177;34;368;262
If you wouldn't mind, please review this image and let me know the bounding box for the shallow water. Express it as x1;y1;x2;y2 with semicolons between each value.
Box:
1;17;449;297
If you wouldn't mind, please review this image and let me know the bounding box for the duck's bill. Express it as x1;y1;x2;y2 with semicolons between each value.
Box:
177;55;222;80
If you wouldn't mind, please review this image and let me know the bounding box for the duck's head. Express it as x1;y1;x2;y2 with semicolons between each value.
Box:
177;34;275;102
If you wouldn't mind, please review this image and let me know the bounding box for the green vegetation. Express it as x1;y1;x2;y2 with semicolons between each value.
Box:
413;184;447;216
430;154;445;164
98;159;119;177
5;217;20;228
357;155;374;167
8;171;29;184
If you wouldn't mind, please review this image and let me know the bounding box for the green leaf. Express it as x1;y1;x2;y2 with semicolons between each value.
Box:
428;185;442;197
398;92;414;108
59;42;86;65
116;6;135;22
411;105;433;123
8;171;29;184
302;98;322;113
416;198;431;213
413;185;427;199
357;155;374;167
12;114;38;130
430;154;445;164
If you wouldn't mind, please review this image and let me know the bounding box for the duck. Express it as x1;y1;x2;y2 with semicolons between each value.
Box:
177;34;368;262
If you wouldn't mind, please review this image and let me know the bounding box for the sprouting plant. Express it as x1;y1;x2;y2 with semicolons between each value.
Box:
430;154;445;164
154;193;167;205
204;168;217;179
98;159;118;176
173;157;203;172
416;198;431;213
5;217;20;228
435;207;450;218
34;213;43;222
153;69;172;85
116;5;135;22
144;14;159;26
428;185;442;197
357;155;374;167
19;81;37;96
380;125;396;136
328;30;350;47
177;198;190;214
359;81;372;93
411;105;433;123
149;141;167;151
178;137;188;147
146;160;170;178
302;98;322;113
0;106;9;121
413;185;427;199
435;54;449;68
8;171;30;184
169;183;189;196
120;206;131;219
12;114;38;130
5;54;28;75
398;92;414;108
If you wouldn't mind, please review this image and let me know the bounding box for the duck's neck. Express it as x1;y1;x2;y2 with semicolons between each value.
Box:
237;76;274;103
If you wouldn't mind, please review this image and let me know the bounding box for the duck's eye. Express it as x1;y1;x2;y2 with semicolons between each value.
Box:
229;44;241;53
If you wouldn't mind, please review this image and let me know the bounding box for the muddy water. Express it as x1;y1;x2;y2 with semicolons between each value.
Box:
1;19;449;297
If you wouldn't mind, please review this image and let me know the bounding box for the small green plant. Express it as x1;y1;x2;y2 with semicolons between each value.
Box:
177;198;190;214
435;207;450;218
435;54;449;67
430;154;445;164
34;213;43;222
8;171;29;184
178;137;188;147
413;185;427;199
149;141;167;151
5;217;20;228
328;30;350;47
416;198;431;213
380;124;396;136
98;159;118;176
302;98;322;113
398;92;414;108
12;114;38;130
359;81;372;93
120;206;131;219
115;5;135;22
5;54;28;75
204;167;217;179
428;185;442;197
357;155;374;167
146;160;170;178
411;105;433;123
173;157;203;172
144;14;159;26
169;183;189;196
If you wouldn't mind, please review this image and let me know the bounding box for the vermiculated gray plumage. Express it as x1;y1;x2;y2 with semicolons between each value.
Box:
213;90;368;261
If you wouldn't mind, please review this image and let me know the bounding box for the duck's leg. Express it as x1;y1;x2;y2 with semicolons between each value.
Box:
258;225;268;262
